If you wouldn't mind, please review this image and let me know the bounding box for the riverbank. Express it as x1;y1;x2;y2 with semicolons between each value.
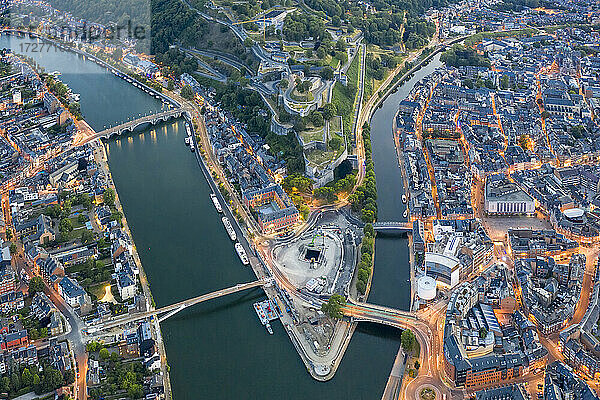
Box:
91;141;173;400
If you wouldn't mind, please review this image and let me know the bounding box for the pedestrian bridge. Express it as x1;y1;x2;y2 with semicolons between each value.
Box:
94;279;267;331
372;221;412;233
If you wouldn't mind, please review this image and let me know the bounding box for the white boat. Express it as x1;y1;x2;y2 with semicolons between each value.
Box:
235;242;249;265
186;124;192;137
401;194;407;203
210;193;222;213
222;217;237;241
403;209;408;218
184;137;191;146
190;144;195;152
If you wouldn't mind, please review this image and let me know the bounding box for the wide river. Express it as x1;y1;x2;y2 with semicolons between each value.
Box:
3;34;442;399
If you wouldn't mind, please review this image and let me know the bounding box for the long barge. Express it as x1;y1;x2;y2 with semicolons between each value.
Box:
210;193;222;213
222;216;237;241
235;242;249;265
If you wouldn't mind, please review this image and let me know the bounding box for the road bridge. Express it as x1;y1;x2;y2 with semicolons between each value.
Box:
344;301;417;322
372;221;412;233
94;280;266;331
84;108;188;143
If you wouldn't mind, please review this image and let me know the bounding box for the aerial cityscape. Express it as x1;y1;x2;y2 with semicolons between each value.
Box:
2;0;600;399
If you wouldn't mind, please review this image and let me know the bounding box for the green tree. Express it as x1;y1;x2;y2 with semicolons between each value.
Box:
321;294;346;319
86;341;102;353
99;347;110;361
322;103;336;120
357;268;369;282
401;329;416;353
68;102;81;119
1;376;9;393
356;279;366;294
364;223;374;237
320;67;334;80
44;204;61;219
329;136;342;151
61;199;72;218
361;208;375;223
310;111;324;127
59;218;73;235
63;370;75;385
296;80;310;93
10;372;20;392
29;277;45;296
128;383;144;399
414;360;420;370
103;188;115;207
111;210;123;224
9;243;17;255
181;84;194;100
22;368;32;387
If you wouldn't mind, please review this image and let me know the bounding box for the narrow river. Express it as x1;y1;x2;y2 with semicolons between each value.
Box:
369;54;443;311
3;34;442;399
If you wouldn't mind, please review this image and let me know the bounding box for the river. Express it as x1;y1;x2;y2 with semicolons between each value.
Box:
2;34;442;399
368;54;443;311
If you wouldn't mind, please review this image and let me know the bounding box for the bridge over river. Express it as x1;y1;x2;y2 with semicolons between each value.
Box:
93;279;267;331
77;108;189;145
372;221;412;233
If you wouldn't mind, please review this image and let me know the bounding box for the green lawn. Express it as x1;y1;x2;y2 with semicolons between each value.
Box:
330;116;342;133
290;89;314;103
306;141;345;167
300;128;325;143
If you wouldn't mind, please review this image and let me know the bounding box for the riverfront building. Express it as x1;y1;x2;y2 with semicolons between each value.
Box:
243;184;299;233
